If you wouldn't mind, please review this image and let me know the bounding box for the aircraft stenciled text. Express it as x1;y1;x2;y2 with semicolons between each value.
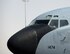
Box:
48;45;55;49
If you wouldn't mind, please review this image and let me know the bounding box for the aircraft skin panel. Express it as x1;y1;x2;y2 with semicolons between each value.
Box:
30;7;70;26
36;25;70;54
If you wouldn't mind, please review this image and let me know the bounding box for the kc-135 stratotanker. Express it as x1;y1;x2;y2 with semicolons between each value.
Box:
7;7;70;54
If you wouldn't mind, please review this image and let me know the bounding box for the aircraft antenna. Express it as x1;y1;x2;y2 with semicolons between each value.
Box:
23;0;29;27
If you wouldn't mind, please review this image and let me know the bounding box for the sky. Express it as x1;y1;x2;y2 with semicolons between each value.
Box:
0;0;70;54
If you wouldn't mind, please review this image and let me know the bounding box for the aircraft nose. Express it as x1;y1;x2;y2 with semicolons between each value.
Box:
7;24;53;54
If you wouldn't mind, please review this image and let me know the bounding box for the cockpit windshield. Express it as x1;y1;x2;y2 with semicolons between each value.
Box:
49;20;58;28
35;20;50;24
60;20;68;27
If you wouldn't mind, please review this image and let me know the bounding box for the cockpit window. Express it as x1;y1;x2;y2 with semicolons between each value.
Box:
49;20;58;28
60;20;68;27
35;20;49;24
53;15;58;17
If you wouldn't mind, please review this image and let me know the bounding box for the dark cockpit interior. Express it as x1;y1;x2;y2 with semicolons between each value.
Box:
35;20;49;24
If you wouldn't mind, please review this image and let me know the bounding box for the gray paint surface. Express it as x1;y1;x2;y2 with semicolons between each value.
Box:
36;25;70;54
30;7;70;25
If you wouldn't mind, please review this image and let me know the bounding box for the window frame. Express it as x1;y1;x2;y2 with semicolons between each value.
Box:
48;19;59;28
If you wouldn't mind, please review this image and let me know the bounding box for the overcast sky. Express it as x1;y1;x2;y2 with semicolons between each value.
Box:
0;0;70;54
